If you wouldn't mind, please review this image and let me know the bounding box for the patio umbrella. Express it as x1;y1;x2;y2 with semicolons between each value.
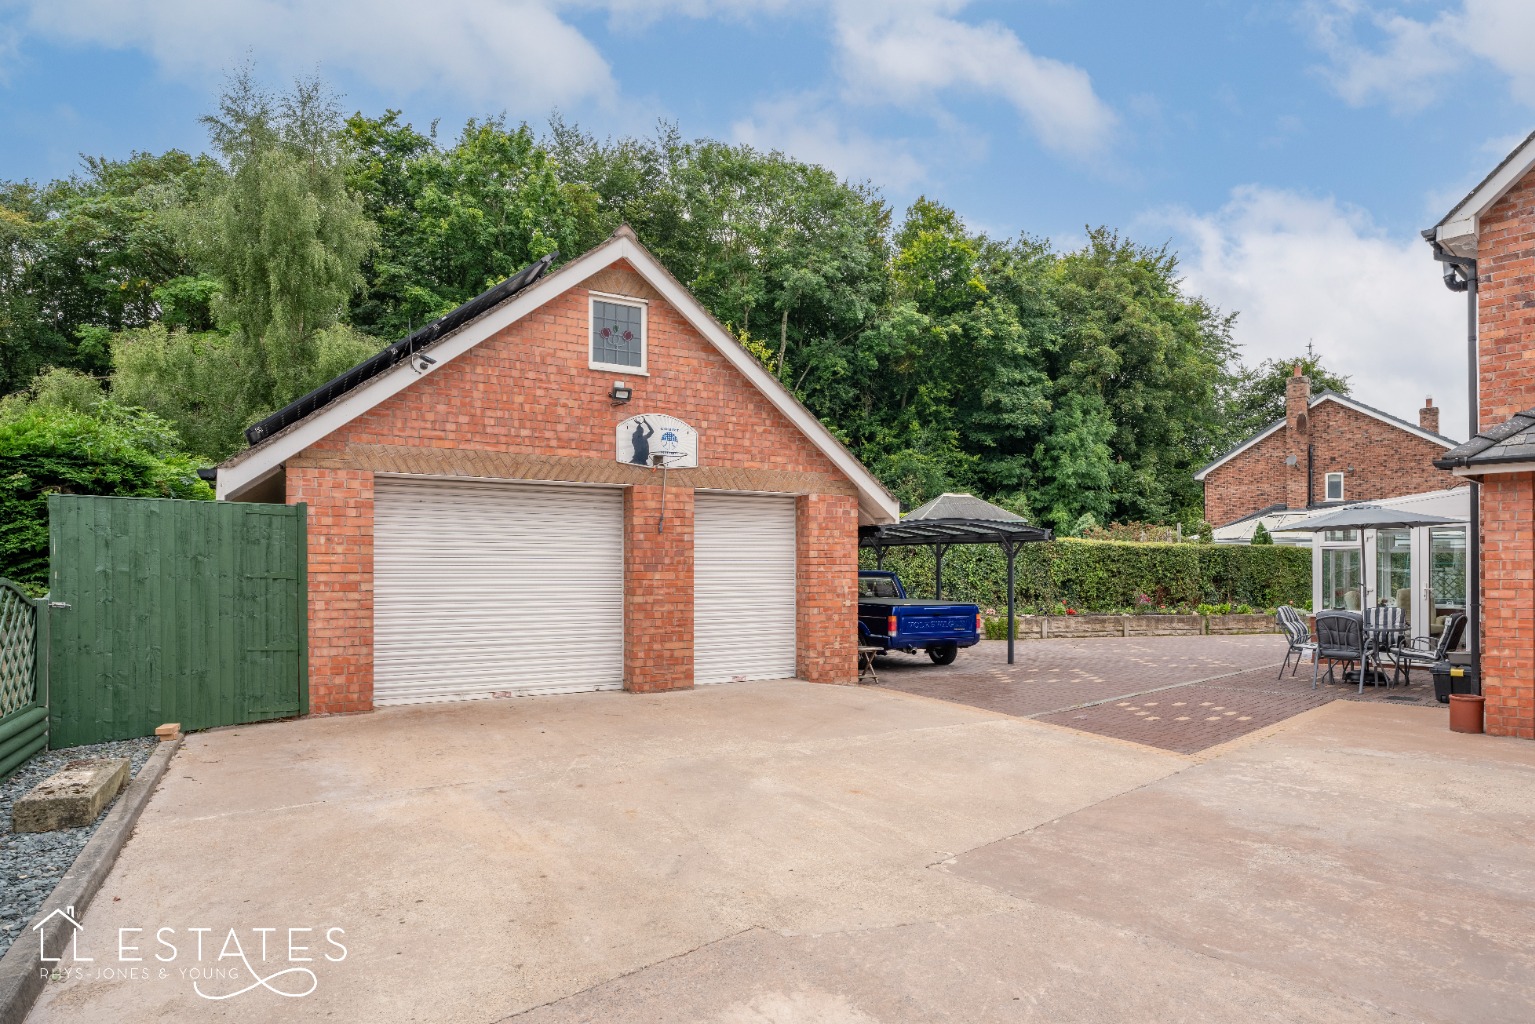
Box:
1283;504;1463;610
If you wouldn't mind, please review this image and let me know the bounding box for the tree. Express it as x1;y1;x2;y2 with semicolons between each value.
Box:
545;123;890;407
102;72;379;457
1225;346;1351;442
1252;522;1274;545
1045;229;1236;528
0;151;216;393
181;70;378;413
345;112;603;340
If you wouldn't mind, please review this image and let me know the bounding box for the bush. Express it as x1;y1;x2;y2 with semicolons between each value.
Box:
861;536;1309;615
0;402;213;589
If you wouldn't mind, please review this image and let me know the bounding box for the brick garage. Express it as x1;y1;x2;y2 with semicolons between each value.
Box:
1430;134;1535;740
1197;368;1461;529
217;228;897;713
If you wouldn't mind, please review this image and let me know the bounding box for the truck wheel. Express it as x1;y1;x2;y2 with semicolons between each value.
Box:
928;643;958;666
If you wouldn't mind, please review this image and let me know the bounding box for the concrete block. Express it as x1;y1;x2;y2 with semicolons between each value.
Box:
154;723;182;742
12;758;130;833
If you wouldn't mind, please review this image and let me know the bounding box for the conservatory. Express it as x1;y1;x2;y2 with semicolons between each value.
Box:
1273;488;1470;642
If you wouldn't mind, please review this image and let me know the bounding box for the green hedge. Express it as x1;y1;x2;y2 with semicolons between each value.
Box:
859;538;1310;614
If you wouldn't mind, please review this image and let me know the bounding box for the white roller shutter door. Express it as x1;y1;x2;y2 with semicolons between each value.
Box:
693;493;797;684
373;477;624;704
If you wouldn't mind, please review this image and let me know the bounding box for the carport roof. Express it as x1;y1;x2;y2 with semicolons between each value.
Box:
859;493;1051;548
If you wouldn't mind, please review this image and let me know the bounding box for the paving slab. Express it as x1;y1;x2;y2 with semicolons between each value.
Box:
944;700;1535;1024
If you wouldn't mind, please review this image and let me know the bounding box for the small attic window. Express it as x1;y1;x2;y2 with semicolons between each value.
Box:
1325;472;1344;501
590;294;646;373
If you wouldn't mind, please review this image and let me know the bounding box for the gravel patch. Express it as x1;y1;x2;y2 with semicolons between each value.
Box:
0;737;158;958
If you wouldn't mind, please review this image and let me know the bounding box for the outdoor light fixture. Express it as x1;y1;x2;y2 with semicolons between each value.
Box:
609;380;633;403
410;353;437;374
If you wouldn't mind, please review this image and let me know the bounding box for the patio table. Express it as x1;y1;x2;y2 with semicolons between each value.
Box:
1359;608;1409;687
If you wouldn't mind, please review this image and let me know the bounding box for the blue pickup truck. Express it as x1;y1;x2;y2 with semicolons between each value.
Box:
857;570;982;665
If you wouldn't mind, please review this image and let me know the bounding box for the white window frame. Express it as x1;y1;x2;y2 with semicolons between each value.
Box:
589;292;648;375
1325;472;1345;502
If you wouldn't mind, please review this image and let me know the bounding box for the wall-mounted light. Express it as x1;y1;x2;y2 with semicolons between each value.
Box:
411;353;437;374
609;380;633;403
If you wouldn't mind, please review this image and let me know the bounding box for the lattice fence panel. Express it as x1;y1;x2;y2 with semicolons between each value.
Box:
0;581;38;718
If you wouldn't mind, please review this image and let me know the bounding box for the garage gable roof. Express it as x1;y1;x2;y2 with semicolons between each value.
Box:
217;226;900;523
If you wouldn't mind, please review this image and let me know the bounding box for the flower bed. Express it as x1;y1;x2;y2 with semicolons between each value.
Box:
986;612;1280;640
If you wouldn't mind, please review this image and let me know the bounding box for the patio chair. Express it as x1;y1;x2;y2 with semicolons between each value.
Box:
1275;606;1316;679
1362;605;1408;690
1391;613;1467;684
1313;611;1365;691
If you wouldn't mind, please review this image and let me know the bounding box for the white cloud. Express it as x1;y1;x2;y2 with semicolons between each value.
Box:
13;0;616;109
730;94;926;190
1147;186;1472;440
6;0;1113;165
1306;0;1535;109
830;0;1117;159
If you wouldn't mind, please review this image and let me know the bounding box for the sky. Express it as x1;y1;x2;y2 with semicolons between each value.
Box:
3;0;1534;441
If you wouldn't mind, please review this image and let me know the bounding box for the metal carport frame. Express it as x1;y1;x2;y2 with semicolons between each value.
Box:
858;494;1052;665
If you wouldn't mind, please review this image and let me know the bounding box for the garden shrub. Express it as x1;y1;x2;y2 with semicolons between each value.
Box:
860;537;1309;616
0;402;213;590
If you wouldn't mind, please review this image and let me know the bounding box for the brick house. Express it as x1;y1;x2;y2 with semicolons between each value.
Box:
215;226;898;713
1195;367;1461;529
1428;130;1535;740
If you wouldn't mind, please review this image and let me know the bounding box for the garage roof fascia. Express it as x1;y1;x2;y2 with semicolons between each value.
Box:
1431;129;1535;259
1192;391;1456;482
217;228;901;524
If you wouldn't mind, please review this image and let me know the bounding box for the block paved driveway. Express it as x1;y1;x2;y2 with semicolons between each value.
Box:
874;635;1444;754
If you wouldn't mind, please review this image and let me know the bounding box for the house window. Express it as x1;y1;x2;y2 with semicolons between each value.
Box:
590;296;646;372
1325;472;1344;502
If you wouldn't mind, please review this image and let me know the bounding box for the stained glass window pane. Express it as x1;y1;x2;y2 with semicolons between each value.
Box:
592;300;643;367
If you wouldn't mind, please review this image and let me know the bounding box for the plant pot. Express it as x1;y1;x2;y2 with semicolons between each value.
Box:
1448;693;1485;734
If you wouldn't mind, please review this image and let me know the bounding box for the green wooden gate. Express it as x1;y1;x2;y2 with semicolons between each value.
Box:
48;496;307;747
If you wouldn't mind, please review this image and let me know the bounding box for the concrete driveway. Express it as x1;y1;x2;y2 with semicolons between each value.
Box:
27;677;1535;1023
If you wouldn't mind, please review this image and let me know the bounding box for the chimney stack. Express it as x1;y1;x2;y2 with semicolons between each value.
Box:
1420;396;1439;434
1285;365;1311;510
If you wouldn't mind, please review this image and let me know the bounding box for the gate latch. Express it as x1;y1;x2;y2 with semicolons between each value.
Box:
48;601;71;609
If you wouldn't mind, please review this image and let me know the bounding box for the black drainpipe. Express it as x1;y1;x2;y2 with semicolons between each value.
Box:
1306;444;1314;507
1425;230;1480;691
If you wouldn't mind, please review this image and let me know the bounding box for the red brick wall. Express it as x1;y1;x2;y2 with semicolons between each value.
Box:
285;261;863;709
1474;168;1535;741
1476;168;1535;425
1203;428;1292;526
1478;473;1535;739
1304;402;1459;505
286;467;373;714
796;494;859;684
1203;399;1462;526
625;484;694;693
